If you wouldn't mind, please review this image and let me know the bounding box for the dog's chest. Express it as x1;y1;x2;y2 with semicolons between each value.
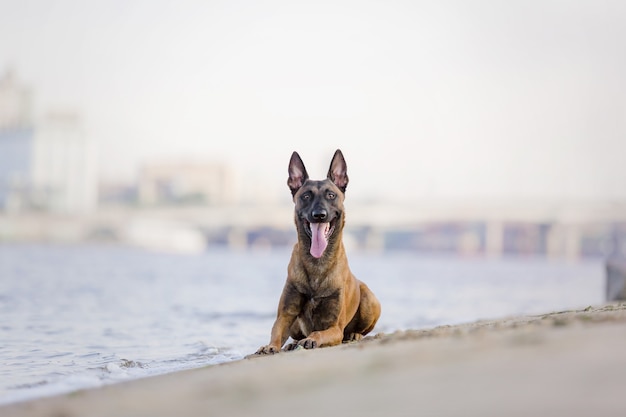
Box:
294;278;334;304
297;284;341;331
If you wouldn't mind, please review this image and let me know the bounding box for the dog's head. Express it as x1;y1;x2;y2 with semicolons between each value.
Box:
287;149;348;259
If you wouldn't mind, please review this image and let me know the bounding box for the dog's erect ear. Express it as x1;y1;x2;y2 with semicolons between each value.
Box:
327;149;348;193
287;151;309;197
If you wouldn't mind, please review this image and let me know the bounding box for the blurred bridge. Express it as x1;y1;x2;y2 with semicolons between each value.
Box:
1;200;625;259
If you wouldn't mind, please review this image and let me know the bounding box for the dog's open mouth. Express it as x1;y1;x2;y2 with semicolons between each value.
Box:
304;220;336;259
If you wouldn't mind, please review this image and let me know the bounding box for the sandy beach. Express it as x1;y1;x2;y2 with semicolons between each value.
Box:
3;303;626;417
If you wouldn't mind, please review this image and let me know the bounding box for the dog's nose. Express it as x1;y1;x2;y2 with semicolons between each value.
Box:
311;209;328;221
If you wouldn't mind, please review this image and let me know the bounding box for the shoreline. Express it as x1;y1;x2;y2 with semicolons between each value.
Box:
4;303;626;417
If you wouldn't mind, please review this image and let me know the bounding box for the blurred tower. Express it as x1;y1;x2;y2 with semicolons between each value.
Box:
0;68;33;129
0;69;97;213
0;68;35;212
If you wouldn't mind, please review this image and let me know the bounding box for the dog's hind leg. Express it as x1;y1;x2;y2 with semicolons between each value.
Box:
343;281;381;341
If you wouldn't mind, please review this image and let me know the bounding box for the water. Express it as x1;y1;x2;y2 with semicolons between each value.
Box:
0;244;604;405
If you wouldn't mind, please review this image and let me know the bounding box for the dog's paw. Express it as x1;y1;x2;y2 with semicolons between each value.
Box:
255;345;280;355
283;342;300;351
297;338;318;349
344;333;363;342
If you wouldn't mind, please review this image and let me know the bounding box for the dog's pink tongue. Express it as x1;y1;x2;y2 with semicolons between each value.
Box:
310;222;329;258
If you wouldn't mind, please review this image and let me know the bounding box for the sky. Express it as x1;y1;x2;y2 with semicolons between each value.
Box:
1;0;625;204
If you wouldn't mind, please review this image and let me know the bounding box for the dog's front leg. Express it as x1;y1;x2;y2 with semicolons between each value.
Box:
298;325;344;349
256;282;304;355
255;314;294;354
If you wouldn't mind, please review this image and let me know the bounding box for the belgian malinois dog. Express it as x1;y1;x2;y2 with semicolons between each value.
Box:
256;149;381;354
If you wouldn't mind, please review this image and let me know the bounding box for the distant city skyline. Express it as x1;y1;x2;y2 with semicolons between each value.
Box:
1;0;625;204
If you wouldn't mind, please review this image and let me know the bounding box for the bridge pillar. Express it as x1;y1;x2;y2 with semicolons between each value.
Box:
485;221;503;258
546;223;565;259
546;223;582;259
364;227;385;253
227;227;248;250
563;224;581;260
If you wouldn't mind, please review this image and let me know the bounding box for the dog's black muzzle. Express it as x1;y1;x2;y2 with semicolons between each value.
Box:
311;208;328;221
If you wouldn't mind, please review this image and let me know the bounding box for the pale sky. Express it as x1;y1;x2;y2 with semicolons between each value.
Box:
1;0;625;203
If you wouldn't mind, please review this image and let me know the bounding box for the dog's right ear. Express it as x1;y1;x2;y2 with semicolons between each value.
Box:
287;151;309;197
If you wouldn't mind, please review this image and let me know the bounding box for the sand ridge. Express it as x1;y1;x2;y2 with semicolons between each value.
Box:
4;303;626;417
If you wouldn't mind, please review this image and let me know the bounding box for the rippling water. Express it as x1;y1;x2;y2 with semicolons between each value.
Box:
0;244;604;404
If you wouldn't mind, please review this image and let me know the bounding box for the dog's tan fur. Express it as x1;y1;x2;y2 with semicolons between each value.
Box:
256;150;381;354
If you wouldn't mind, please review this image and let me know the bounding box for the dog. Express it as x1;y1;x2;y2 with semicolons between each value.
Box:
255;149;381;354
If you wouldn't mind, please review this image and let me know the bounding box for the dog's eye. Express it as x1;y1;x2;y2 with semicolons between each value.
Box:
301;193;311;201
327;192;336;200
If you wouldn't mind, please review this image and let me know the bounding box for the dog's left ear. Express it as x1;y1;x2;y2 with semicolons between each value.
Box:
327;149;348;193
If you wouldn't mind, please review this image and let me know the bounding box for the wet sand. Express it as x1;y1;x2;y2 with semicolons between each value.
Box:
3;303;626;417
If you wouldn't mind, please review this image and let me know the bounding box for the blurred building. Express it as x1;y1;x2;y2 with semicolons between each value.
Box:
138;160;235;206
0;69;97;213
98;181;138;206
0;68;33;129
